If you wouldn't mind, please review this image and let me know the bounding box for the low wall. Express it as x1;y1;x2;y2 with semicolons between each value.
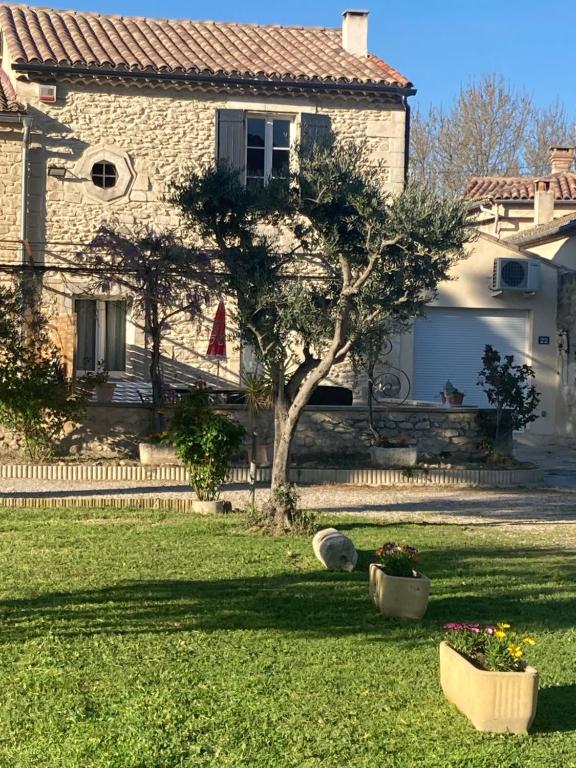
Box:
0;402;504;462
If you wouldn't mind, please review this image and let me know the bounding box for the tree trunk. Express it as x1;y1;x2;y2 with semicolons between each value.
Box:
270;398;301;528
147;302;163;432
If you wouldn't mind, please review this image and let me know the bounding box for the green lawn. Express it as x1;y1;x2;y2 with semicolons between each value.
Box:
0;505;575;768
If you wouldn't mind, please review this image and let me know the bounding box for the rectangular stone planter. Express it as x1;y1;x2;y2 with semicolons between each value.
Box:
369;446;417;468
369;563;430;619
139;443;182;466
439;641;539;733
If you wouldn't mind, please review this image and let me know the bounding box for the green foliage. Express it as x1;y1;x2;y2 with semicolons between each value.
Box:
477;344;540;437
173;140;472;501
444;623;536;672
0;284;85;460
374;542;419;578
168;388;245;500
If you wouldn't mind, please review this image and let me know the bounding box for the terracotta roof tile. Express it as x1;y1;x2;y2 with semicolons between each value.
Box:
0;4;413;88
465;174;576;201
0;67;23;111
505;213;576;245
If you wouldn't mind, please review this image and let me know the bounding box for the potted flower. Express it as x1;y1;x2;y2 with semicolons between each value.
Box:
440;622;538;733
167;388;245;513
448;388;465;406
369;542;430;619
369;434;417;468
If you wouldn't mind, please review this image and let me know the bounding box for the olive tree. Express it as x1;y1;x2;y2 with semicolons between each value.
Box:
173;141;471;527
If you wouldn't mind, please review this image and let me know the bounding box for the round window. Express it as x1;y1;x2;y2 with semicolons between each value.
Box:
91;161;117;189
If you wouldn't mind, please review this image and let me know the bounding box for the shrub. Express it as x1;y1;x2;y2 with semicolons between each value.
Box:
168;388;245;500
477;345;540;448
0;285;85;460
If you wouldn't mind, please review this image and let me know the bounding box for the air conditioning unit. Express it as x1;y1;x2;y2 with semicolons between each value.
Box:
492;258;541;292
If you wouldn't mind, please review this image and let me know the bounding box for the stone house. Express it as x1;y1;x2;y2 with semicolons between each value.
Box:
0;3;413;398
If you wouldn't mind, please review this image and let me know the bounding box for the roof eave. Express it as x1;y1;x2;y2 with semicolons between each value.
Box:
11;61;417;97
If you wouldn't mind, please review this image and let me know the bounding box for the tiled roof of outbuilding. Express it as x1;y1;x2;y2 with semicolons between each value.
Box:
465;174;576;201
0;68;22;111
0;3;413;89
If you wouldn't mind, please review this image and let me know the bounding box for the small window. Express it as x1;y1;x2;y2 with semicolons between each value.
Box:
91;162;117;189
246;116;291;189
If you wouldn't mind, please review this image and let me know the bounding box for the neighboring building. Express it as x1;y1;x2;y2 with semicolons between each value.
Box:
0;3;414;394
410;146;576;438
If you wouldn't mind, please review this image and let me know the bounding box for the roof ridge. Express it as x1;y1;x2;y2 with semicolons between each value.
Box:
0;3;339;32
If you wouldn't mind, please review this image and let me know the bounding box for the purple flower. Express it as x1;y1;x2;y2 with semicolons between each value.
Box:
443;623;464;631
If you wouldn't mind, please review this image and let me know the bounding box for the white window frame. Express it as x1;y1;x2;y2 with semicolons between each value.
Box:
74;297;127;377
245;113;293;186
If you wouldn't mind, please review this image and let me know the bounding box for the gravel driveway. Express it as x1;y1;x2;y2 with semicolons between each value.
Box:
2;478;576;526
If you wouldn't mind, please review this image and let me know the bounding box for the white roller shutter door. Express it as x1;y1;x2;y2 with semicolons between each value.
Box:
413;309;529;406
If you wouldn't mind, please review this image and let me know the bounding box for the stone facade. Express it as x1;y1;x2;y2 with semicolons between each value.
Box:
0;123;22;266
7;79;406;389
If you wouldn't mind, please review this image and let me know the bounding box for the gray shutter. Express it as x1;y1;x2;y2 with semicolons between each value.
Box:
217;109;245;171
300;113;332;157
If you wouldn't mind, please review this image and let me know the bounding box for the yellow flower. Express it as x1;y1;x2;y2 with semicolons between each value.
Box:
523;637;536;646
497;622;511;630
508;644;523;658
494;630;506;639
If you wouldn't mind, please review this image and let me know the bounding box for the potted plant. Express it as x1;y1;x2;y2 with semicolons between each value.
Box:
369;434;417;468
242;369;273;466
138;431;181;466
167;388;245;513
369;542;430;619
440;622;538;733
448;388;464;406
77;361;115;402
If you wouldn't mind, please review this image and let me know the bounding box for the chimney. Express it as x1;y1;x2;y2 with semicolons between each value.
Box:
550;146;575;174
342;10;368;57
534;179;555;225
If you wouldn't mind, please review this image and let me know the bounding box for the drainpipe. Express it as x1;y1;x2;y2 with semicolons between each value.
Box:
403;96;411;185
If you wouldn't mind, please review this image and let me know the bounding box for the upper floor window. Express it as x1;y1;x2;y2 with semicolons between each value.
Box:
246;116;291;189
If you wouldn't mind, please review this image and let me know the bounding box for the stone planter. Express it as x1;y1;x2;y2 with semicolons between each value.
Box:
369;563;430;619
369;446;417;468
192;500;226;514
139;443;182;466
247;443;273;466
95;382;116;402
439;641;539;733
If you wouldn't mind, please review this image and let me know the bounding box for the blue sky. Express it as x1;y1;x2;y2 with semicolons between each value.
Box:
16;0;576;114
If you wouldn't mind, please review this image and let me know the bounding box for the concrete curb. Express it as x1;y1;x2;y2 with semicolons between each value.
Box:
0;463;542;487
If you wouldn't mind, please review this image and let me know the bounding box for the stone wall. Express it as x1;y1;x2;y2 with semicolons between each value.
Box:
0;403;501;463
0;124;22;265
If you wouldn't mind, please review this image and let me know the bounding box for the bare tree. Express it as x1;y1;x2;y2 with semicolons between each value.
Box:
410;74;575;195
525;101;575;176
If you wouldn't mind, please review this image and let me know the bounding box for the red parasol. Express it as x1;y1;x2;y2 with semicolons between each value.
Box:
206;299;227;358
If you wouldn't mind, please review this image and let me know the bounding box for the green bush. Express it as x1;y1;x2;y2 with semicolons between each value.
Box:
168;389;245;500
0;285;85;460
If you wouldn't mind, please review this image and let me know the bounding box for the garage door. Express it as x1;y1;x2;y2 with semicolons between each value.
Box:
413;309;529;406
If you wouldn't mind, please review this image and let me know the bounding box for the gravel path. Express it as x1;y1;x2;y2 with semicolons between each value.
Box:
2;478;576;526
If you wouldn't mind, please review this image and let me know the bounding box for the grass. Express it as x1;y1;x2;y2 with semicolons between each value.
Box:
0;506;575;768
